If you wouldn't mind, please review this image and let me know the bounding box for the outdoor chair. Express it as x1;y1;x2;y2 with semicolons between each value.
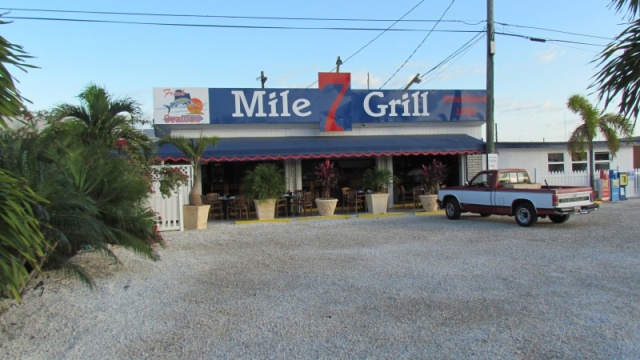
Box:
412;187;424;209
346;189;364;213
399;185;413;208
293;191;314;216
203;193;224;220
276;197;289;217
341;187;350;211
229;194;249;220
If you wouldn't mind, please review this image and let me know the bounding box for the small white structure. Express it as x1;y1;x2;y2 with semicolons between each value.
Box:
494;139;640;197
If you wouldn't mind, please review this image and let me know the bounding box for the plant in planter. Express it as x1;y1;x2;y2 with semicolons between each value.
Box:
314;159;339;216
157;134;219;229
361;167;393;214
418;159;448;211
243;163;286;220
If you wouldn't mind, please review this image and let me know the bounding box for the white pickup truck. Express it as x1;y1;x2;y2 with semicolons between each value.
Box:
438;169;599;227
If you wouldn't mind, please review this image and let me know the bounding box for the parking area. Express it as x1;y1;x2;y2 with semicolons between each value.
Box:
2;199;639;359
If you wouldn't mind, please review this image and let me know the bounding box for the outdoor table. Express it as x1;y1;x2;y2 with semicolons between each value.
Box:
282;193;301;215
218;196;236;220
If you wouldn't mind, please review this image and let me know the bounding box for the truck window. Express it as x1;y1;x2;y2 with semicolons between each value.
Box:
470;173;491;187
516;172;530;183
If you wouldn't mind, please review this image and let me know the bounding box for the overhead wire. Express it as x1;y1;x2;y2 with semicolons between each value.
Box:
1;7;613;42
2;15;484;33
1;6;613;90
0;6;482;25
379;0;456;89
305;0;427;88
418;31;486;86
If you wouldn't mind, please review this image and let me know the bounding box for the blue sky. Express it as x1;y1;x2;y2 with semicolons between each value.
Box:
1;0;632;141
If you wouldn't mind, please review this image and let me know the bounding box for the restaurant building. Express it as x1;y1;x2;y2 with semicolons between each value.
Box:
154;72;487;205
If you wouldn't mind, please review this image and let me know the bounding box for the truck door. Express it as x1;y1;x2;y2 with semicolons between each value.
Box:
464;172;494;213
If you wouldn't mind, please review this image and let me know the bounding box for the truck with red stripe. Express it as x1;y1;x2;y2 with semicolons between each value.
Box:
438;169;599;227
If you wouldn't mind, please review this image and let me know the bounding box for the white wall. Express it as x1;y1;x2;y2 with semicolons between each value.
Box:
496;143;635;180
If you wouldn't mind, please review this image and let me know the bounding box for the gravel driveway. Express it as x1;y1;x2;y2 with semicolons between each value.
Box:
1;199;639;359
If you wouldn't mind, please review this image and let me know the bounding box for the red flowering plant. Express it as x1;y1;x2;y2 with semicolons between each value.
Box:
314;159;339;199
150;166;190;198
420;159;448;195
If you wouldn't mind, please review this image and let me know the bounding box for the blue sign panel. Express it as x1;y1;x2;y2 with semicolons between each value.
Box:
154;78;486;131
351;89;486;123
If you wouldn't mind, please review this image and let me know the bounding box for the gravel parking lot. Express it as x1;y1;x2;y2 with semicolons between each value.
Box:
1;199;639;359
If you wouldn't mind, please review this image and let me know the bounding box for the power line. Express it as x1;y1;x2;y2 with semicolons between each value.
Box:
380;0;457;89
1;7;614;42
418;31;485;86
305;0;427;88
0;6;483;25
495;21;614;41
496;31;607;47
2;15;485;33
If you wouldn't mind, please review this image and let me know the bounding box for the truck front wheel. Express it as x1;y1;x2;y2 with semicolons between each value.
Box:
515;203;537;227
549;214;571;224
444;198;461;220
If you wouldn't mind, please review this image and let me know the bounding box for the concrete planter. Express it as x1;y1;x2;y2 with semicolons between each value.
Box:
365;193;389;214
183;205;210;230
419;194;438;212
254;198;276;220
315;198;338;216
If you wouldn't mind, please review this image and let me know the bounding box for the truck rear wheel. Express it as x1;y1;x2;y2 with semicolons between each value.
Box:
515;203;537;227
549;214;571;224
444;198;461;220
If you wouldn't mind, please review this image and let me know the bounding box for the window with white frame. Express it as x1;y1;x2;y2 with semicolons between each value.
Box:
571;152;587;171
547;153;564;172
594;151;610;171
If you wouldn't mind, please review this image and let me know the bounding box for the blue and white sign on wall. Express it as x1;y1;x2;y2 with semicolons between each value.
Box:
154;73;486;131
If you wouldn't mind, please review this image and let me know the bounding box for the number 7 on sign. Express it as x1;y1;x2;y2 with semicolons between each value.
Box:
318;72;351;132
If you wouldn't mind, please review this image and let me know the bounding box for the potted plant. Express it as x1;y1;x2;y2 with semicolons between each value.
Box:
243;163;286;220
314;159;339;216
419;159;448;212
157;134;219;229
361;167;393;214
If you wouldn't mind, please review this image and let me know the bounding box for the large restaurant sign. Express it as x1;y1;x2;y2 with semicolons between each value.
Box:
153;73;486;132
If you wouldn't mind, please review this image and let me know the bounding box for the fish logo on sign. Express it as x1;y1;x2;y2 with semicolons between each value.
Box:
162;89;204;114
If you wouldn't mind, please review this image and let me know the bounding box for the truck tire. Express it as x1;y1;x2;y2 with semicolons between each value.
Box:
444;198;461;220
549;214;571;224
479;213;491;217
515;202;537;227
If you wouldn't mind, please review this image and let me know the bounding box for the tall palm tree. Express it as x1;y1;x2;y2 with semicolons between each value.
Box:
592;0;640;131
566;94;633;188
157;135;219;205
50;84;150;152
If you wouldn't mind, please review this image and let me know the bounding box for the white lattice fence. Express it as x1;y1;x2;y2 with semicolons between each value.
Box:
147;164;193;232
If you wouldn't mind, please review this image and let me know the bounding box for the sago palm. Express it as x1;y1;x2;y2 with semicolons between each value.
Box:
566;94;633;188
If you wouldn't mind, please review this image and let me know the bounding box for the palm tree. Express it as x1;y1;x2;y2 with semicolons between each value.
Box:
0;16;51;301
0;17;37;127
592;0;640;131
157;134;219;205
50;84;151;155
566;94;633;188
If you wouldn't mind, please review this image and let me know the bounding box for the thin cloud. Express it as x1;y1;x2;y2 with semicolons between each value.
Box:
536;45;558;63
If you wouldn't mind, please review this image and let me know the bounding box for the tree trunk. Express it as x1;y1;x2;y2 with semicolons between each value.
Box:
588;142;595;190
189;165;202;205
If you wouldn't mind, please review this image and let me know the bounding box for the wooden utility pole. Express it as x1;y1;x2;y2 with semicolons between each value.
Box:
486;0;495;157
